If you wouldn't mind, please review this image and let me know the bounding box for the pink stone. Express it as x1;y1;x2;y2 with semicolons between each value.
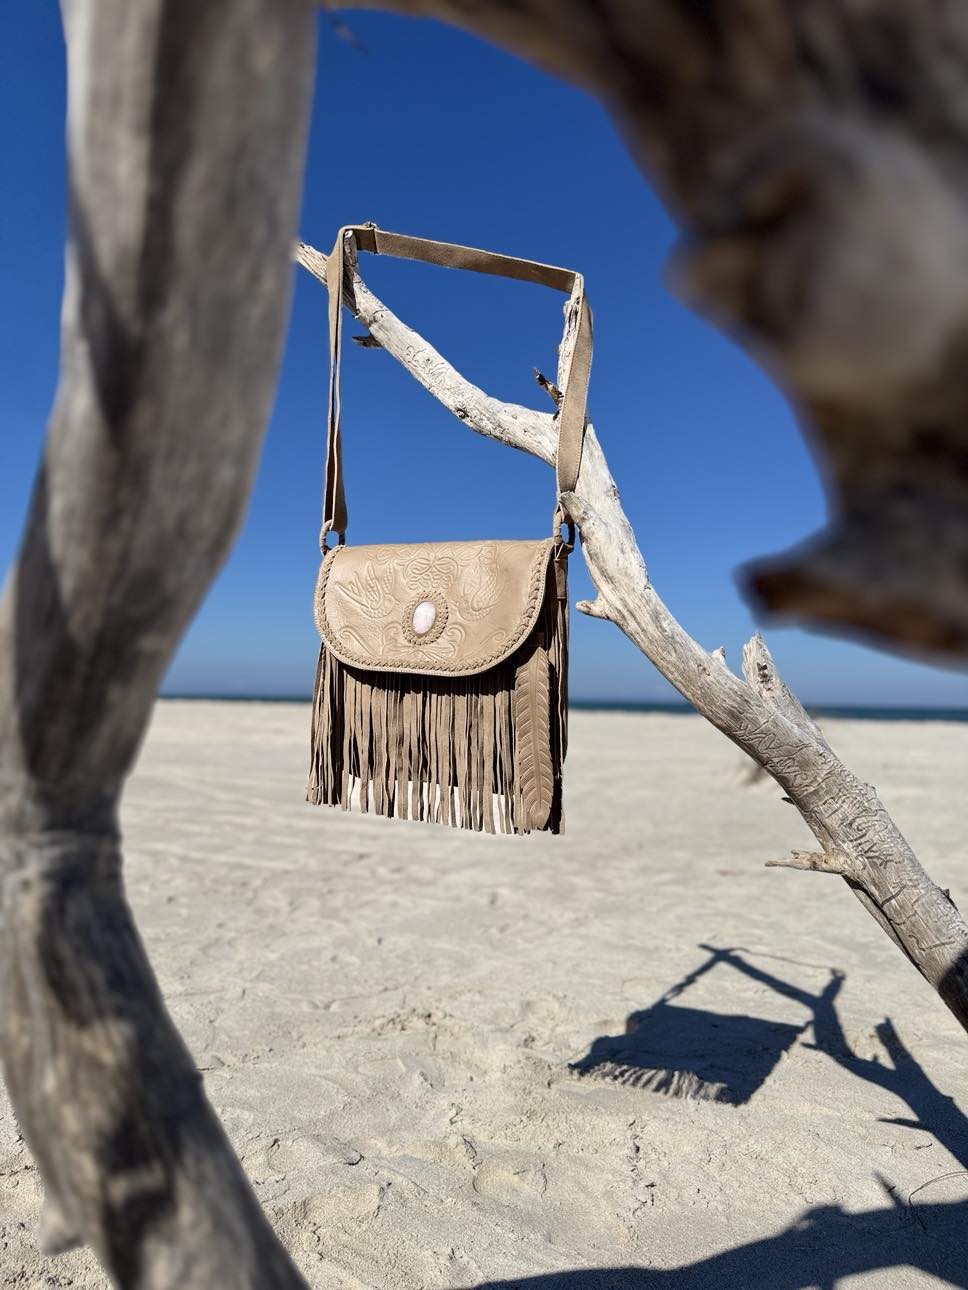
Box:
411;600;437;635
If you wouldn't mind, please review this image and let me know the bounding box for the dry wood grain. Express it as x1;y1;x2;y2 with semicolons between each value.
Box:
0;3;316;1286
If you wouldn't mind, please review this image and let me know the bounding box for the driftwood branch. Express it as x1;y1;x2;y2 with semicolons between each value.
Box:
0;3;316;1286
297;235;968;1033
339;0;968;660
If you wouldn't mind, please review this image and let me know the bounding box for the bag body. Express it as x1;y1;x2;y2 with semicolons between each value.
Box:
308;224;592;834
309;538;568;833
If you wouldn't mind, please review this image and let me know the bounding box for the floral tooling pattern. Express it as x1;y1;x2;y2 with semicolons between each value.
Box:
315;538;553;677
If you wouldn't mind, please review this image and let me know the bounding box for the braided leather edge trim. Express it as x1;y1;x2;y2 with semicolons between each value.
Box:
314;538;556;677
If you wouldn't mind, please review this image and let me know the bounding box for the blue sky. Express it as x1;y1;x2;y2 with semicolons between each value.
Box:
2;9;965;708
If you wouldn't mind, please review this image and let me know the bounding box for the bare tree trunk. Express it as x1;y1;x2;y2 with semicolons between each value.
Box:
297;235;968;1033
0;3;315;1285
342;0;968;661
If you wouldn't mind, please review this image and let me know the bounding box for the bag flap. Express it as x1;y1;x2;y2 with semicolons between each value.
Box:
315;538;554;677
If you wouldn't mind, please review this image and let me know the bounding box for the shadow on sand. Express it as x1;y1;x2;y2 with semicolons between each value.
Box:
472;1192;967;1287
479;945;968;1289
568;944;810;1104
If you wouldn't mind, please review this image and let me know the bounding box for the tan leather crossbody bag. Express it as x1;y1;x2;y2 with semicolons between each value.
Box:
308;224;592;834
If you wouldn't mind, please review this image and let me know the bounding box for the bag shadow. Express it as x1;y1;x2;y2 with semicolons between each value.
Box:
569;996;805;1104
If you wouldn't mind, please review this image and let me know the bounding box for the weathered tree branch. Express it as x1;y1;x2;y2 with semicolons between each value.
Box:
297;234;968;1032
339;0;968;660
0;4;316;1286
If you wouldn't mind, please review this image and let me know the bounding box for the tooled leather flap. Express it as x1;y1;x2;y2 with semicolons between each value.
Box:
315;539;554;677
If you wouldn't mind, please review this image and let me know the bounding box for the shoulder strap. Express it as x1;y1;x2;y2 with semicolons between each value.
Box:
321;223;592;545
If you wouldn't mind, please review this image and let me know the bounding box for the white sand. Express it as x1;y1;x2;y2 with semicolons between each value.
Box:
2;703;967;1288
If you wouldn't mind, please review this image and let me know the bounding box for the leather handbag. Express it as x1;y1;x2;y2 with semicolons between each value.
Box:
308;224;592;834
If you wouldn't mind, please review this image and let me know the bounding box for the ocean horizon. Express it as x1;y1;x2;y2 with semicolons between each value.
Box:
158;695;968;723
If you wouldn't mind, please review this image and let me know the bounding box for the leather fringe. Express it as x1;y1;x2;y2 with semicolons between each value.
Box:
308;572;567;834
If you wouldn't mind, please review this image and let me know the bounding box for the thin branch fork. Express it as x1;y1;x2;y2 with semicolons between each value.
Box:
296;236;968;1033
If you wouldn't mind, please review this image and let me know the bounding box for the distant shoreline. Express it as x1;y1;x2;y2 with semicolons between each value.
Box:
158;695;968;723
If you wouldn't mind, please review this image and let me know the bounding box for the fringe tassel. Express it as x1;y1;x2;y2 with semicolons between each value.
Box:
308;567;567;834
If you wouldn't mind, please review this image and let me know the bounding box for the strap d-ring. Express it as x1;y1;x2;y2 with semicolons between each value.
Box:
319;526;346;553
552;504;575;553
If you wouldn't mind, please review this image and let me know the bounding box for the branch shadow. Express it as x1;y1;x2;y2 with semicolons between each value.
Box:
570;943;968;1174
527;945;968;1288
473;1194;968;1287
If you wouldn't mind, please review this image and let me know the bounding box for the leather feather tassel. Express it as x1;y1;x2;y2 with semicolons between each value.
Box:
512;631;554;831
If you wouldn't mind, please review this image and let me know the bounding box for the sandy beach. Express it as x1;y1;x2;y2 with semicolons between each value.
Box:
2;701;966;1288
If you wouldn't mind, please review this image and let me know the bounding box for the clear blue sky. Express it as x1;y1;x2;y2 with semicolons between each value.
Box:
2;8;965;708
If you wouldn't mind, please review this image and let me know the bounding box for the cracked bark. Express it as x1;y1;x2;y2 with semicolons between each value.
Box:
0;3;315;1286
297;234;968;1033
